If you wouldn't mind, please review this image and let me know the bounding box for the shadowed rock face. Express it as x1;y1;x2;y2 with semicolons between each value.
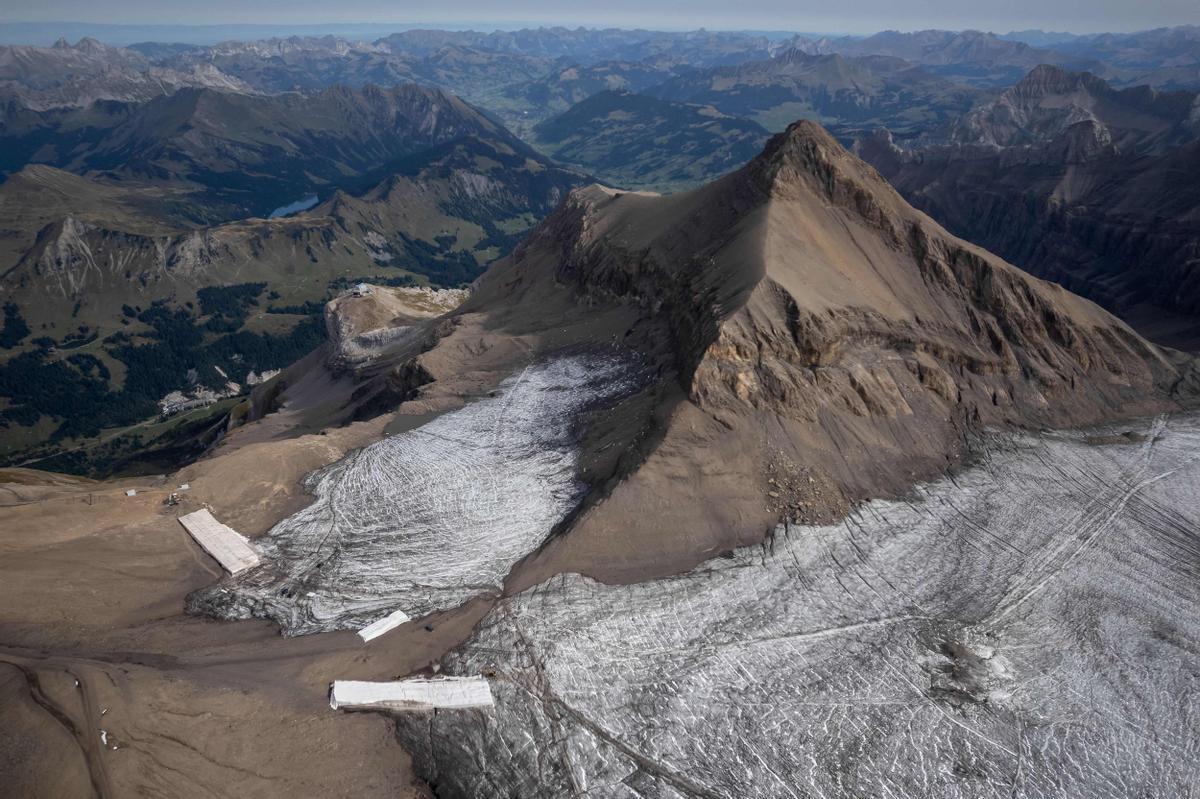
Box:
854;69;1200;347
860;130;1200;329
396;412;1200;798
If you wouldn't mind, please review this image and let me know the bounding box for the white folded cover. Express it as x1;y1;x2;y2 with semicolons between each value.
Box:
358;608;412;642
330;677;493;711
178;509;261;575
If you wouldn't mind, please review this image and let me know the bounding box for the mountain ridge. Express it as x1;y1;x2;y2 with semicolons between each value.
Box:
953;63;1200;151
0;36;253;109
359;120;1197;587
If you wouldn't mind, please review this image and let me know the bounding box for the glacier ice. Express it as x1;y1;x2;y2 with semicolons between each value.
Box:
399;414;1200;799
189;352;644;636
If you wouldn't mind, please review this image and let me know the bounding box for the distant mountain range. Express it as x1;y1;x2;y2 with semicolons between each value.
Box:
494;58;697;136
790;27;1200;89
787;28;1103;86
3;22;1200;469
950;63;1200;151
0;36;252;109
6;26;1198;125
1003;25;1200;89
647;47;981;135
857;65;1200;349
0;79;581;468
532;90;769;190
3;82;551;219
0;78;582;304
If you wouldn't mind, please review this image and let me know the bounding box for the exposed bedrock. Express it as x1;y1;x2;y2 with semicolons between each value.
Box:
323;284;469;372
856;128;1200;327
464;121;1198;585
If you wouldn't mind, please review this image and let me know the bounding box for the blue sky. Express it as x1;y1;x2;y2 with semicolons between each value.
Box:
3;0;1197;36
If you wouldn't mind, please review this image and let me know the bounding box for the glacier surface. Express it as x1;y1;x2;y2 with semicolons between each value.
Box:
190;353;643;635
398;414;1200;799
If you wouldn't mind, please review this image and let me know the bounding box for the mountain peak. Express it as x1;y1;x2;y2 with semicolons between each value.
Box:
763;118;840;151
752;119;843;176
73;37;108;54
774;47;818;65
745;120;902;218
448;117;1193;598
1015;64;1108;97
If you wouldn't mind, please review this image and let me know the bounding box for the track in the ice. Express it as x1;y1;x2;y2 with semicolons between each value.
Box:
403;414;1200;799
191;353;643;636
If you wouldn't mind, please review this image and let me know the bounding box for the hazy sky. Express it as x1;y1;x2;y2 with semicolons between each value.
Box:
2;0;1197;35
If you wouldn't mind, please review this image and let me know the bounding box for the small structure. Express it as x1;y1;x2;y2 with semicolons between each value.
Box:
177;509;260;575
358;608;412;642
124;489;137;497
352;283;373;297
329;677;493;711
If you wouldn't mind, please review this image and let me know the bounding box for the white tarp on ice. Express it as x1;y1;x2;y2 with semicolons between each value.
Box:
357;608;412;642
178;509;261;575
330;677;493;711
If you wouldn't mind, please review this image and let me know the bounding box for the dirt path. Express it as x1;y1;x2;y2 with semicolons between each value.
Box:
0;655;112;798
